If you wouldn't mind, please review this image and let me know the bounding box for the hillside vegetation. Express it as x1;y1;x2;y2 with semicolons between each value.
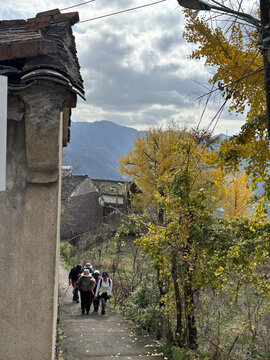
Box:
61;124;270;360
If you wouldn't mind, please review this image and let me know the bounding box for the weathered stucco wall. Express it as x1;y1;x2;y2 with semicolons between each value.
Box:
0;10;84;358
0;86;65;359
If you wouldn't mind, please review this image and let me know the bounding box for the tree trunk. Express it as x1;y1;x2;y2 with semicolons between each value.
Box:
260;0;270;137
158;208;164;224
171;251;183;346
156;268;166;308
183;271;198;350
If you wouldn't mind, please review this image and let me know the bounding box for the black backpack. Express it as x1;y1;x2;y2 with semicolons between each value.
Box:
100;278;111;287
69;267;81;282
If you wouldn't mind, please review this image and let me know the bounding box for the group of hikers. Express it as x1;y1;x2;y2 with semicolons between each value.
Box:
68;262;113;315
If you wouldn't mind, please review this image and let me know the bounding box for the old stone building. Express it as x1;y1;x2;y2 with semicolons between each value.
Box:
61;175;103;240
0;9;84;360
91;179;128;215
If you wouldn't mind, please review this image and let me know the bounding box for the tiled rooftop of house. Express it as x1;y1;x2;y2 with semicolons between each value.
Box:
91;179;127;196
0;9;84;99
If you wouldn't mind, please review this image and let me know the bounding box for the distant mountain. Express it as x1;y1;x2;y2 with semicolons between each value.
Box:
62;120;145;180
215;133;230;143
210;133;230;150
62;121;230;181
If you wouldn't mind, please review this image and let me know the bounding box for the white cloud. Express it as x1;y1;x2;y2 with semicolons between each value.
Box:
0;0;251;136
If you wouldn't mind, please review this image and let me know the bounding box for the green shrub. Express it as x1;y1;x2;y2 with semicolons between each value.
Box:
162;344;200;360
172;346;188;360
123;277;164;338
245;343;262;360
60;243;74;267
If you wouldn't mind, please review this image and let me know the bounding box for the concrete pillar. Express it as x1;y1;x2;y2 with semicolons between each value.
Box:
0;82;70;360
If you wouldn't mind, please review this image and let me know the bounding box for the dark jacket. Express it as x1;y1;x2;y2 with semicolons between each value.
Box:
69;265;82;282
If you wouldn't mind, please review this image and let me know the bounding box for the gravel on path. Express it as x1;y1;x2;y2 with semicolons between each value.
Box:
58;264;164;360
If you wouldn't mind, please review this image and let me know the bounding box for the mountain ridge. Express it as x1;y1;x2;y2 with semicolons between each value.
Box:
62;120;228;180
62;120;145;180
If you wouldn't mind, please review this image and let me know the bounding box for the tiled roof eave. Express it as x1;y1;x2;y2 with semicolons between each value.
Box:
3;67;85;100
0;9;84;98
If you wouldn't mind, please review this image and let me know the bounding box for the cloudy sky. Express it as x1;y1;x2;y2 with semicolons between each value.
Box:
1;0;253;135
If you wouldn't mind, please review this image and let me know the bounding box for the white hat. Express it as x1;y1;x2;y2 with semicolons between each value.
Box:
83;269;91;277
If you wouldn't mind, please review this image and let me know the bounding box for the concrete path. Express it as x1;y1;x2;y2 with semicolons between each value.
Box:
58;265;164;360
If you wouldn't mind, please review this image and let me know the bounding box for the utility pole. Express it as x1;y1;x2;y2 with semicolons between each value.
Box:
260;0;270;137
0;75;7;191
177;0;270;139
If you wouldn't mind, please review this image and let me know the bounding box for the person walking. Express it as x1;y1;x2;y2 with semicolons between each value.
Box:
93;270;101;312
76;269;96;315
94;271;112;315
69;264;83;303
85;262;95;276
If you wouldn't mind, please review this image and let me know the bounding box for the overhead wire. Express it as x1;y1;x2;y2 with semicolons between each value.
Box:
59;0;212;155
77;0;167;24
60;0;95;11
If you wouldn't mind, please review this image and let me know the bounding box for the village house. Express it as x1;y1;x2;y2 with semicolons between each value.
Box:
91;179;129;215
61;174;103;240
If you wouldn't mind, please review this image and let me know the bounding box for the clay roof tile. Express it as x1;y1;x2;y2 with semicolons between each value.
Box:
52;12;80;25
36;9;61;18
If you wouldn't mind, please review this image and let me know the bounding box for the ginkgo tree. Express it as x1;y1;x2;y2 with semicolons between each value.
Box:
182;3;264;120
119;126;222;216
119;126;191;220
118;125;270;356
181;2;270;204
222;172;254;218
204;114;270;206
119;126;228;349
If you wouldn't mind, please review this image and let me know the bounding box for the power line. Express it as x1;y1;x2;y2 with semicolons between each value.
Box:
78;0;167;24
61;0;95;12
